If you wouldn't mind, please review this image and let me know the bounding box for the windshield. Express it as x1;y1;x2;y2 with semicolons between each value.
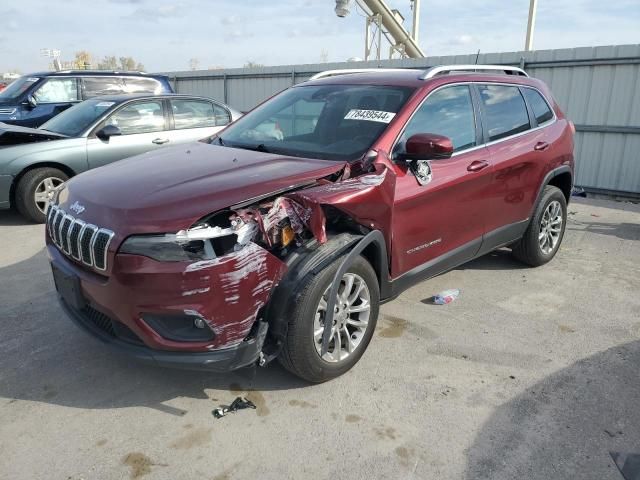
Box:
217;84;415;161
0;76;40;101
40;98;119;137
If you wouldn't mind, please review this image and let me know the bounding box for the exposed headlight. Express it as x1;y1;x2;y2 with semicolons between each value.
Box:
120;234;216;262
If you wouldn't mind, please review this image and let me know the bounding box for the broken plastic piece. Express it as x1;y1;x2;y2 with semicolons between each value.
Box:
433;289;460;305
176;219;259;248
212;397;257;419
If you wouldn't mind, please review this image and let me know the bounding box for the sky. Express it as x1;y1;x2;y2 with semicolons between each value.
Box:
0;0;638;73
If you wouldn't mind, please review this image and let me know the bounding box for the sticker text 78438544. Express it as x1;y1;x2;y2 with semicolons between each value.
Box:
344;109;396;124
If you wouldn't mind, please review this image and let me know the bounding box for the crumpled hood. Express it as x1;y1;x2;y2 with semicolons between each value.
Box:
0;122;68;146
59;142;346;238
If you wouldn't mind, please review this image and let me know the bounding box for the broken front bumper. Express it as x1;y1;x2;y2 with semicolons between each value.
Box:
48;236;287;371
58;295;268;371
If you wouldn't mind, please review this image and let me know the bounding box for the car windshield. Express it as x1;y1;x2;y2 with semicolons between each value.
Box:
0;76;40;101
40;98;119;137
217;84;415;161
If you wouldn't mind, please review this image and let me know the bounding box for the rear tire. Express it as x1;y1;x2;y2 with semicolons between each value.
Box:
512;185;567;266
15;167;68;223
279;255;380;383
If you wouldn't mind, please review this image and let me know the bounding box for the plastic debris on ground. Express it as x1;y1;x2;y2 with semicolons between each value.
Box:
432;289;461;305
571;186;587;197
212;397;257;419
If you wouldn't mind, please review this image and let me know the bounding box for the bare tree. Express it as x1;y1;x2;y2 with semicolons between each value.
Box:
74;51;93;69
320;49;329;63
243;61;264;68
97;56;118;70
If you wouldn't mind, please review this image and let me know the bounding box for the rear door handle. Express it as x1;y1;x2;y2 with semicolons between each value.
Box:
534;141;549;151
467;160;489;172
152;138;170;145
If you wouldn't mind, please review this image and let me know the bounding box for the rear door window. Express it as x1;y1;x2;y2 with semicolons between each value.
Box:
33;78;79;103
82;77;126;99
123;78;162;94
478;85;531;141
104;100;165;135
522;88;554;125
170;99;220;129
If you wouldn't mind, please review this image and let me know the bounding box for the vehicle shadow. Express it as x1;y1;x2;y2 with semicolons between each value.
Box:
457;248;527;271
0;248;308;414
567;222;640;242
0;210;34;227
465;340;640;479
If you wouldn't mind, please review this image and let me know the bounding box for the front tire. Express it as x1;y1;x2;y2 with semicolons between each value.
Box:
15;167;68;223
279;255;380;383
512;185;567;266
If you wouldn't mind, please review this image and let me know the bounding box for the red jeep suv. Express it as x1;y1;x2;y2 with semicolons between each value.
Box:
47;65;574;382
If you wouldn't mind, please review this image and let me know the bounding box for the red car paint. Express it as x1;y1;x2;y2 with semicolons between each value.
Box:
47;70;574;369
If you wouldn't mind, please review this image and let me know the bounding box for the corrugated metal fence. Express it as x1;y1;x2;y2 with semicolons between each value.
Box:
166;44;640;197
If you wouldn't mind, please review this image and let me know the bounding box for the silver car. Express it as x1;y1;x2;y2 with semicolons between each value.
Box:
0;93;242;222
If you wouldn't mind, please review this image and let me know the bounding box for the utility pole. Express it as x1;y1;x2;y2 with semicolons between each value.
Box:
525;0;538;51
411;0;420;45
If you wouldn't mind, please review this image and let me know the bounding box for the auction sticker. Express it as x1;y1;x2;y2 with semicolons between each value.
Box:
344;109;396;123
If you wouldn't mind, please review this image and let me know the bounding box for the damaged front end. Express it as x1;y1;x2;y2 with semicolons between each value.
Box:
161;160;395;366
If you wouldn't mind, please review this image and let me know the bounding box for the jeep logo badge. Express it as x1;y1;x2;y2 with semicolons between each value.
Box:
69;201;85;215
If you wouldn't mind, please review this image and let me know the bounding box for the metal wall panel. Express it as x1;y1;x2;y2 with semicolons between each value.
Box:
165;44;640;196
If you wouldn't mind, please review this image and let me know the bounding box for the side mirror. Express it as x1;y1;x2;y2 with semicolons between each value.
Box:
400;133;454;161
96;125;122;141
24;95;38;109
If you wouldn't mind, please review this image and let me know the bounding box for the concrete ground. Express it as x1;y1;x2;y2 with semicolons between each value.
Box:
0;198;639;480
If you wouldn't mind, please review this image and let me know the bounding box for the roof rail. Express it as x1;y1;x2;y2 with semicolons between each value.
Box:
309;68;421;80
420;64;528;79
55;70;149;75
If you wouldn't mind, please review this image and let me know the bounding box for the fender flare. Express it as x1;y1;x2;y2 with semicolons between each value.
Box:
320;230;387;355
263;230;390;360
530;165;572;218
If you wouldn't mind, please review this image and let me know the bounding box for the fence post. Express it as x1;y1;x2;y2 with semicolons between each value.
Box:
223;74;228;104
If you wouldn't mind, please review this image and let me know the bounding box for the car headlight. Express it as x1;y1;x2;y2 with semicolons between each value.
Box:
120;234;216;262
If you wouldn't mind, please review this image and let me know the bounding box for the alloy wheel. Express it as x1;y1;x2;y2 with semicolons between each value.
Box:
313;272;371;363
34;176;64;214
538;200;563;255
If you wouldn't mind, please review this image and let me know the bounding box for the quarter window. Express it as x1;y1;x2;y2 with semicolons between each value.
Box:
395;85;476;156
478;85;530;141
82;77;126;98
522;88;554;125
33;78;79;103
104;101;164;135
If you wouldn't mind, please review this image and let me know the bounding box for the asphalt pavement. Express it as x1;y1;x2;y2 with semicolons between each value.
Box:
1;197;639;480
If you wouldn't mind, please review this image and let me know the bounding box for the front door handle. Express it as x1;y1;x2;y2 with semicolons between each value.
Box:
152;138;170;145
534;141;549;151
467;160;489;172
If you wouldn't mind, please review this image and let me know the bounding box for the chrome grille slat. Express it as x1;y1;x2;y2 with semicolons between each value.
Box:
47;205;115;271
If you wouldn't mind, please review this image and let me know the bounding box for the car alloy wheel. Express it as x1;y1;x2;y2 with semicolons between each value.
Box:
313;272;371;363
34;176;64;215
538;200;563;255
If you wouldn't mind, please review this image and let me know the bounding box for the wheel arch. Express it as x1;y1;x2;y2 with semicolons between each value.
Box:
530;165;572;218
9;162;76;207
262;230;390;362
